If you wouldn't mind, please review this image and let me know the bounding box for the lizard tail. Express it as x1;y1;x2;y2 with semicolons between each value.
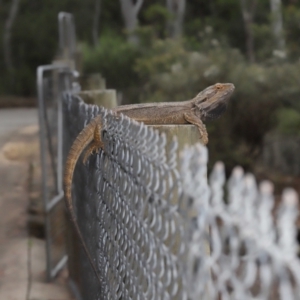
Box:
63;115;102;284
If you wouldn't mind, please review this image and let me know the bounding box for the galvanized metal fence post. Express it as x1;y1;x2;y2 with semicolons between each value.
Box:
37;65;73;280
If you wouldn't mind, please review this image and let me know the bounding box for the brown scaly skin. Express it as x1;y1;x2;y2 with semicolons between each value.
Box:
63;82;235;282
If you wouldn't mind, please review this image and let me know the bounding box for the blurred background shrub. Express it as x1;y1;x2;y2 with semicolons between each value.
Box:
2;0;300;178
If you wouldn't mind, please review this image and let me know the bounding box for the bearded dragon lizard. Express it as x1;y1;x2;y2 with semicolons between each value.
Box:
63;82;235;282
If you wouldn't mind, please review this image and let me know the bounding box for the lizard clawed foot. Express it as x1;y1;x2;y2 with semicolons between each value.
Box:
82;142;103;165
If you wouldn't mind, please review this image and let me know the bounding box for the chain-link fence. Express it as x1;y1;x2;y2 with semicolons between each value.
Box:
63;93;300;300
181;145;300;300
63;94;186;299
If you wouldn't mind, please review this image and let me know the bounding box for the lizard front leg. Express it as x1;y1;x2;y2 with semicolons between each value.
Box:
183;112;208;145
82;123;104;164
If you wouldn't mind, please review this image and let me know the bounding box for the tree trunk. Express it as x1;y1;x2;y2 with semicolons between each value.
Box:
166;0;186;38
92;0;102;46
270;0;286;52
240;0;256;63
3;0;20;73
119;0;144;44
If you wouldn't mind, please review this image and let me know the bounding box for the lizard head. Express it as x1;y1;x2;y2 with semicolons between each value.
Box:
193;83;235;121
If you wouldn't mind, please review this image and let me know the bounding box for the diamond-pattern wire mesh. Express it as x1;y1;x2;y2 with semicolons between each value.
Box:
181;144;300;300
64;94;300;300
63;94;187;299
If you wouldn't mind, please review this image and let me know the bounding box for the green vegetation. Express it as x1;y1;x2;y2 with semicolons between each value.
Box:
1;0;300;169
277;108;300;135
82;34;140;95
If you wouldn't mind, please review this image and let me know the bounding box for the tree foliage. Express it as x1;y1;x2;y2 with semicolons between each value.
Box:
1;0;300;95
1;0;300;169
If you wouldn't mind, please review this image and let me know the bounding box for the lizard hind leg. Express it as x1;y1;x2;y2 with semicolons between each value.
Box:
183;112;209;145
82;124;104;164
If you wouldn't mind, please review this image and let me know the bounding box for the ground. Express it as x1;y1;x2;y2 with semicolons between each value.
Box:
0;108;74;300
